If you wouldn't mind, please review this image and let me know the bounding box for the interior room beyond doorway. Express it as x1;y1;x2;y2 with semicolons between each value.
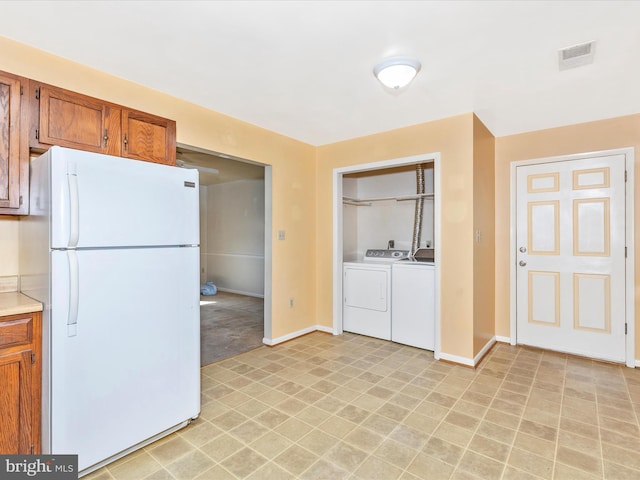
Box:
177;145;269;366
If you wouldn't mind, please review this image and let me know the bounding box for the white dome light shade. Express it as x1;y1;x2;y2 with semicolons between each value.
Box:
373;57;421;89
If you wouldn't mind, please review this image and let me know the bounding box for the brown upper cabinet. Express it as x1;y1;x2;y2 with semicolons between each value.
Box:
122;109;176;165
33;85;118;156
0;71;29;215
29;81;176;166
0;69;178;216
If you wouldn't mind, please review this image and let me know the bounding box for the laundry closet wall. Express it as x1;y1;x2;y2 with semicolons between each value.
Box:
317;114;496;364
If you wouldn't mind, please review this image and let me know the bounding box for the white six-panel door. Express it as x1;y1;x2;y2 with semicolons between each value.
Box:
516;154;626;362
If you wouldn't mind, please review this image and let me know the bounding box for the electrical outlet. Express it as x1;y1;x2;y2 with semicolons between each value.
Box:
278;230;286;241
289;298;294;308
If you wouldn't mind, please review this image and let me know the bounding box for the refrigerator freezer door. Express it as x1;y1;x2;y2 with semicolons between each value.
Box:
46;147;199;249
49;247;200;472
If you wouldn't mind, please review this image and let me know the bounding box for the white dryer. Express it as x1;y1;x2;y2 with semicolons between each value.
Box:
343;249;408;340
391;260;435;350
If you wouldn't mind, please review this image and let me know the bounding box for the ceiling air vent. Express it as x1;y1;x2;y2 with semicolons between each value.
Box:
558;41;596;70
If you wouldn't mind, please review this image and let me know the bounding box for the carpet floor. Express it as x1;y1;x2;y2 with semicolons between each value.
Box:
200;291;264;366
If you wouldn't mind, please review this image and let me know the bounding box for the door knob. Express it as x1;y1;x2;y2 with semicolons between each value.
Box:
519;246;527;253
519;260;527;267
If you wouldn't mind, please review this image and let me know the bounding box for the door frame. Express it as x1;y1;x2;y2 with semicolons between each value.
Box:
332;152;441;359
509;147;635;367
176;142;272;345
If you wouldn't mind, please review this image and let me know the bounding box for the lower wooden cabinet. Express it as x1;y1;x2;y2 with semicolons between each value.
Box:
0;311;41;454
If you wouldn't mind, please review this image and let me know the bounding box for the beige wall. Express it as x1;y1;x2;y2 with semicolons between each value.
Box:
472;115;496;356
495;114;640;357
0;217;19;276
4;35;638;361
316;114;477;360
0;36;316;339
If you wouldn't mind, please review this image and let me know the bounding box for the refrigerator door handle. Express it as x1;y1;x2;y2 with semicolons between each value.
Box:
67;250;79;337
68;173;80;247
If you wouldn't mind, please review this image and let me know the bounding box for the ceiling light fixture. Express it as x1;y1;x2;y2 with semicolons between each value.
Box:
373;56;421;89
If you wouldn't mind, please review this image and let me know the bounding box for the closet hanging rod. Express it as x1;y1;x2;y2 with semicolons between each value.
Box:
342;193;434;204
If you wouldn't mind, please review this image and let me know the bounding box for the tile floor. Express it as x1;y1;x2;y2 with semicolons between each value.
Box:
85;332;640;479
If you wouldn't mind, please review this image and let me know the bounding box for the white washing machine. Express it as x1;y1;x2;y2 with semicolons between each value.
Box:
343;249;407;340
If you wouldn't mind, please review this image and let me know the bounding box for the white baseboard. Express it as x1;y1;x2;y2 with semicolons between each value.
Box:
495;335;511;344
635;359;640;368
316;325;335;334
474;336;496;365
438;336;496;368
438;352;475;367
263;325;334;346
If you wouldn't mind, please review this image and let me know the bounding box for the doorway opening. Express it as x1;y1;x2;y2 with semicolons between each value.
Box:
332;152;442;358
177;144;272;366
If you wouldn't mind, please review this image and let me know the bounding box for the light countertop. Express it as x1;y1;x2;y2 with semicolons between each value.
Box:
0;292;43;317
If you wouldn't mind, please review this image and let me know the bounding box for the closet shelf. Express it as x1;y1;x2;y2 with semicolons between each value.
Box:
343;193;434;205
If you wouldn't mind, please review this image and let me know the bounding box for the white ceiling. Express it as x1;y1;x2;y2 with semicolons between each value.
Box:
1;1;639;146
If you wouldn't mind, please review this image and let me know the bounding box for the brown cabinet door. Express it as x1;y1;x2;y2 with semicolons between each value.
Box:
36;85;114;154
0;350;33;454
0;71;26;213
0;311;41;454
28;80;175;166
122;109;176;165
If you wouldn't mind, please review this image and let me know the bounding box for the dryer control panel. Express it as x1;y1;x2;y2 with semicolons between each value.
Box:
364;249;409;261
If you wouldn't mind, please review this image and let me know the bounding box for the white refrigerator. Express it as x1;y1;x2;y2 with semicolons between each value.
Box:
19;146;200;476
